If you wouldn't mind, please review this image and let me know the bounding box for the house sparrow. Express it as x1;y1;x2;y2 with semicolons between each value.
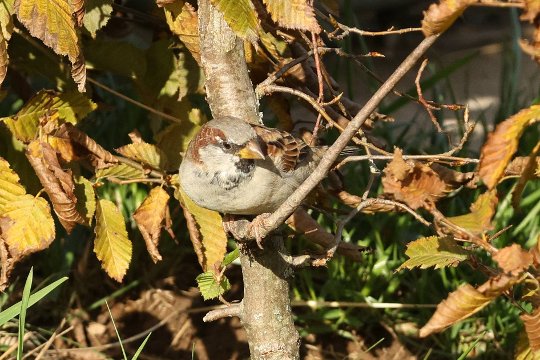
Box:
179;116;323;215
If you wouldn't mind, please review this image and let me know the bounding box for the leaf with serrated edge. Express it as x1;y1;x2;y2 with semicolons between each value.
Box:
479;105;540;189
0;194;55;259
421;0;476;36
14;0;86;90
95;163;143;180
116;142;167;170
263;0;320;33
493;243;533;275
133;187;169;263
419;274;517;337
516;329;540;360
397;236;470;271
163;2;200;64
522;307;540;352
209;0;259;41
196;271;231;300
83;0;112;38
0;90;97;143
446;190;498;235
176;185;227;271
0;157;26;210
0;0;13;87
74;175;96;226
94;199;132;282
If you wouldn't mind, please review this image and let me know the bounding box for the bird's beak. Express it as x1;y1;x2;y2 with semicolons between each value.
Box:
237;139;265;160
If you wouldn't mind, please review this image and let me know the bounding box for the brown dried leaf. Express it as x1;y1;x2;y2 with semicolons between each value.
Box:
493;244;533;276
445;190;498;235
419;274;517;337
516;328;540;360
263;0;320;33
0;28;8;88
479;105;540;189
26;140;84;233
72;0;85;27
421;0;476;36
506;156;540;177
133;187;170;263
382;148;448;209
522;307;540;352
163;2;201;64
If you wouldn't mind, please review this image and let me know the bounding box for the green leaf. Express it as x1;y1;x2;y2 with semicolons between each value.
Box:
209;0;259;42
196;271;231;300
222;248;239;267
0;276;68;326
0;90;97;142
17;267;32;360
397;236;470;271
94;199;132;282
14;0;85;90
132;333;152;360
83;0;113;38
95;163;144;181
262;0;320;33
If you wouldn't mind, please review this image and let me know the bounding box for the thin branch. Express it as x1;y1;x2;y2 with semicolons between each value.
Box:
203;303;242;322
114;155;165;179
415;59;443;132
472;0;524;8
292;300;436;309
336;153;479;169
105;177;164;185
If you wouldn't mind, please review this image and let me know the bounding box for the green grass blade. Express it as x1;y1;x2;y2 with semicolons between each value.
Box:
457;332;484;360
106;300;128;360
131;332;152;360
17;267;33;360
0;276;68;326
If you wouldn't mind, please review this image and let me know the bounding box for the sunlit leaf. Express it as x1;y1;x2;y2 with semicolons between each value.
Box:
0;0;13;86
262;0;320;33
209;0;259;42
133;187;169;263
83;0;112;38
95;163;143;180
175;183;227;271
0;194;55;259
479;105;540;189
196;271;230;300
26;140;84;233
116;142;167;170
493;243;533;276
421;0;476;36
419;274;517;337
516;329;540;360
163;1;200;64
0;90;97;143
522;307;540;352
397;236;470;271
0;157;26;210
14;0;86;90
94;199;132;282
446;190;498;235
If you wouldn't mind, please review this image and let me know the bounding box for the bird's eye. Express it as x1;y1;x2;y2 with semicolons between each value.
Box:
222;141;232;150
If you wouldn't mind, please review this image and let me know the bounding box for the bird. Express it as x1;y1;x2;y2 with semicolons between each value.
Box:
179;116;323;216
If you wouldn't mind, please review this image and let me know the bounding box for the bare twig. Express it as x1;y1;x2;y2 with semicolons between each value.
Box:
415;59;443;132
203;303;242;322
336;153;479;169
114;155;165;179
105;177;165;185
292;300;436;309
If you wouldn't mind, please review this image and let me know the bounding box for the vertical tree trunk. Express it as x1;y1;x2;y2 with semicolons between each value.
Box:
197;1;300;358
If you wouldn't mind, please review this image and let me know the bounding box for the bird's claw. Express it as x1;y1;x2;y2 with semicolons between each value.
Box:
249;213;271;249
222;213;271;249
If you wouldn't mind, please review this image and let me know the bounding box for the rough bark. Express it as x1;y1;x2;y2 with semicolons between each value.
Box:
197;1;300;358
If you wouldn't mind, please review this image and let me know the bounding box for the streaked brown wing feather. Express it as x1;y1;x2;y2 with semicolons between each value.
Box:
252;125;308;173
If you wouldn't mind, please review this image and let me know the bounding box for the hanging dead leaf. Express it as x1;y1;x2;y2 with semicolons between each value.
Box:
163;2;201;64
419;274;517;337
506;156;540;177
72;0;85;27
26;140;84;233
174;180;227;271
516;328;540;360
396;236;470;271
0;157;27;210
262;0;320;33
493;244;533;276
94;199;132;282
522;307;540;352
479;105;540;189
133;187;170;263
445;190;498;236
382;148;448;209
421;0;476;36
521;0;540;23
0;194;55;259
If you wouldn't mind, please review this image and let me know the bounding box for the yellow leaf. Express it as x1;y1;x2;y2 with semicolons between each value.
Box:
94;199;132;282
0;0;14;87
479;105;540;189
133;187;169;263
116;142;167;170
163;1;201;64
0;90;97;143
83;0;113;38
0;156;26;210
14;0;86;91
0;194;55;258
397;236;470;271
446;190;498;235
262;0;320;33
175;184;227;271
95;163;143;180
208;0;259;41
421;0;476;36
